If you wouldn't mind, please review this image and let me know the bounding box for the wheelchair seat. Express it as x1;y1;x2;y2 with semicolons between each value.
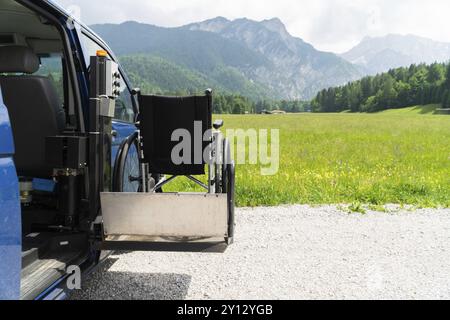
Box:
0;46;65;178
138;92;212;176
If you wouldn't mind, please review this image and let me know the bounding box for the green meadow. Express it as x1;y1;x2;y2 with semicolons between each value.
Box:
167;105;450;208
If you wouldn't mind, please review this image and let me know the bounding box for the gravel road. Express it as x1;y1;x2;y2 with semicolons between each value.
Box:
72;205;450;300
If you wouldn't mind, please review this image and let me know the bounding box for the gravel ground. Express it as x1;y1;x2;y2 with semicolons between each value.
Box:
71;205;450;300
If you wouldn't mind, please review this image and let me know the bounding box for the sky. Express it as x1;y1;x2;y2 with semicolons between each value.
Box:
53;0;450;53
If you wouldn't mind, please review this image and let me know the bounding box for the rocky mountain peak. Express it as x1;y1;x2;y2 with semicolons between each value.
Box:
186;16;230;33
342;34;450;74
260;18;288;34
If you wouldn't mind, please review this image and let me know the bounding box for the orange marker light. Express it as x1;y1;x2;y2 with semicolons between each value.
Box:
96;50;108;57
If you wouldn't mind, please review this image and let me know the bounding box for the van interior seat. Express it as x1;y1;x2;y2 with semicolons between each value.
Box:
0;45;65;178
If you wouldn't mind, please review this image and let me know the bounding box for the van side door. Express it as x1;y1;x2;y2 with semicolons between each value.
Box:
0;87;21;300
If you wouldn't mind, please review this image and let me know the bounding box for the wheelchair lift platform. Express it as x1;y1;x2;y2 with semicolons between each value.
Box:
99;192;231;252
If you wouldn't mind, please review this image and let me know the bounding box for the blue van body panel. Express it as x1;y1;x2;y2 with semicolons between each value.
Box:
0;89;21;300
32;178;56;193
0;92;14;155
112;121;138;167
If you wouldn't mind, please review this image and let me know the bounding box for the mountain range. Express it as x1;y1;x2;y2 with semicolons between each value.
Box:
91;18;450;100
341;34;450;75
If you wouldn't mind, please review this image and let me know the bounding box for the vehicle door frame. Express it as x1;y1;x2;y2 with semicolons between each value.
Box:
73;27;139;167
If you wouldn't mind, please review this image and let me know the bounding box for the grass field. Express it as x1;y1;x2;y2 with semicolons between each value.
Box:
167;106;450;208
377;104;441;115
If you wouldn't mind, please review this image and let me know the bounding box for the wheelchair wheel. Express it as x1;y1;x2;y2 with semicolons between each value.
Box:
218;137;235;244
221;138;231;194
225;161;236;244
113;132;142;192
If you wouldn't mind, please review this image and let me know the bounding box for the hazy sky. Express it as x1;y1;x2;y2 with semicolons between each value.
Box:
53;0;450;53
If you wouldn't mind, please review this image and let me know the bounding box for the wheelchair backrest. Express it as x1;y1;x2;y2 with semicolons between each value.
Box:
138;93;212;176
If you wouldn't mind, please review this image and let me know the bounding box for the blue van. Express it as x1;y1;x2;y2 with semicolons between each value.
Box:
0;0;235;300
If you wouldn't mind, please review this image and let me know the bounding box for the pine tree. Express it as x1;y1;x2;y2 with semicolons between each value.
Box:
427;63;444;84
443;90;450;108
444;64;450;89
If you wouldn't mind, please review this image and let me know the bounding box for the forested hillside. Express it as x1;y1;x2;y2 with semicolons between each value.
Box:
120;54;274;101
312;63;450;112
213;96;308;114
120;54;309;114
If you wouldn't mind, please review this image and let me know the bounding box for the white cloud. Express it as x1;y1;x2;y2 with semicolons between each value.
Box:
53;0;450;53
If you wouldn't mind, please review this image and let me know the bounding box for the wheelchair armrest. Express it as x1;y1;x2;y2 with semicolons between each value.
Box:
213;120;224;130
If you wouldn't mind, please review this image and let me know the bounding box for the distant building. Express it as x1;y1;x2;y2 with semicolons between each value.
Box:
261;109;286;115
271;110;287;114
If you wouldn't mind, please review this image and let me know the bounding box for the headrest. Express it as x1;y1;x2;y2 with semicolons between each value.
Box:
0;46;39;74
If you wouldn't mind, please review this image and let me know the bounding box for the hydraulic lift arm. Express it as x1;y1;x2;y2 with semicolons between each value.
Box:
87;53;121;221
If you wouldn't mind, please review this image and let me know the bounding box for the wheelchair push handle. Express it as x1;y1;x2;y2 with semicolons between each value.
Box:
213;120;224;130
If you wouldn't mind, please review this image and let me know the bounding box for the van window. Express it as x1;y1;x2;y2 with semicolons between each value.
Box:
115;75;135;123
79;32;135;123
79;32;111;68
34;54;65;105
